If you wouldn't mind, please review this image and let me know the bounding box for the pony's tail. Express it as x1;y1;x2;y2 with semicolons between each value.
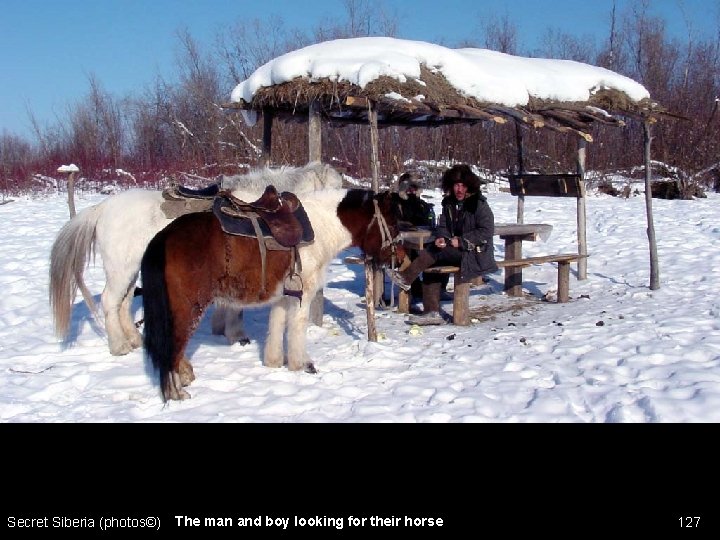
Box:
140;230;173;398
49;205;103;338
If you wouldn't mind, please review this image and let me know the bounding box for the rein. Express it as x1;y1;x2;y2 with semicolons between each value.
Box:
368;198;400;269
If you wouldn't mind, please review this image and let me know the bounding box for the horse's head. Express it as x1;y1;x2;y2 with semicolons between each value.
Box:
336;189;406;267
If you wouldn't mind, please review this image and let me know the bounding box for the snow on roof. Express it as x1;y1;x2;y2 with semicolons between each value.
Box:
231;36;649;109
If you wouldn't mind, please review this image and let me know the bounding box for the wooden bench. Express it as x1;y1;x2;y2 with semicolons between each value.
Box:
505;172;589;281
399;253;586;326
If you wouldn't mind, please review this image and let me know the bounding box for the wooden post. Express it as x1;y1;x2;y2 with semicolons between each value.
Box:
453;274;470;326
398;289;410;313
365;260;377;342
503;236;523;296
368;102;380;192
644;121;660;290
308;100;322;162
57;164;79;218
557;261;571;303
515;121;525;224
359;103;383;339
261;107;273;166
67;171;77;218
367;101;384;313
307;100;325;326
576;138;588;280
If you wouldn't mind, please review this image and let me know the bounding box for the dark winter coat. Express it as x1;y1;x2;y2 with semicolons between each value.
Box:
436;191;498;282
392;193;434;227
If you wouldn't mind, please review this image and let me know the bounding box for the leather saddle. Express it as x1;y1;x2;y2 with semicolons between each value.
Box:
160;183;220;219
212;185;314;248
162;182;220;201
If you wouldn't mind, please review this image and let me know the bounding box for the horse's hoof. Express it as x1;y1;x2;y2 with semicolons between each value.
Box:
109;341;133;356
304;362;318;374
128;331;143;349
164;372;192;401
238;337;251;346
164;387;191;401
264;354;284;368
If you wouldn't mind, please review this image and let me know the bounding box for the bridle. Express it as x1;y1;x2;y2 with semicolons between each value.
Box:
367;197;401;269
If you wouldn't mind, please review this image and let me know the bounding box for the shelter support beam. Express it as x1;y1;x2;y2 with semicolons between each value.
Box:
368;102;380;192
308;100;324;325
365;260;377;342
308;100;322;162
365;102;382;341
644;121;660;290
515;121;525;224
261;107;273;166
576;138;588;280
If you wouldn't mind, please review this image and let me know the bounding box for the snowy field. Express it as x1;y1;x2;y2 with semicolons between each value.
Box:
1;186;719;422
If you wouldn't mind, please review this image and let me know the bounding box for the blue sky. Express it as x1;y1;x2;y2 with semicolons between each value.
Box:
1;0;717;140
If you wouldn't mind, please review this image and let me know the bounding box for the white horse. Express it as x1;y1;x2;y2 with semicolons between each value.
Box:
49;162;343;356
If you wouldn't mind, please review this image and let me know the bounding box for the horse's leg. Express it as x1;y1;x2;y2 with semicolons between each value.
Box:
285;294;316;373
163;300;206;401
118;278;142;350
177;357;196;386
224;306;250;345
211;300;249;345
210;300;226;336
102;284;134;356
264;297;288;368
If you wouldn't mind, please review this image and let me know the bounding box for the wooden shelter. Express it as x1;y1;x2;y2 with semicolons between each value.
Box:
224;39;669;340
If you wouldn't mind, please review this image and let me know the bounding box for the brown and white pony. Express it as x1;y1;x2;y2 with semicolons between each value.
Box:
140;188;404;401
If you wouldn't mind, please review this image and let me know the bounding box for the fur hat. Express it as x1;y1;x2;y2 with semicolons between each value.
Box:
397;172;420;199
440;164;481;194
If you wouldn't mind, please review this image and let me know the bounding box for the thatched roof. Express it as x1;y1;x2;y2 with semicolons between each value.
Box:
224;38;669;140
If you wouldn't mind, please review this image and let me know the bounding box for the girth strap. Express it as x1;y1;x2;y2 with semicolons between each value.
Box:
247;213;268;294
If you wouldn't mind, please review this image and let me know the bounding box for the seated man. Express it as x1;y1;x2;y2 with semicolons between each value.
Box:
388;164;498;324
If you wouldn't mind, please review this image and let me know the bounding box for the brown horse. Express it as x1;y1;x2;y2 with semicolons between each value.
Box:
141;188;404;401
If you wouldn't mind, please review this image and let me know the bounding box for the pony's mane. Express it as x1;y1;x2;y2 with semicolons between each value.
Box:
335;188;376;210
299;188;348;205
225;162;343;194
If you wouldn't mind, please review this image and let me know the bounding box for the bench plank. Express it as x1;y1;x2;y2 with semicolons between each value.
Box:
497;253;584;267
410;254;587;323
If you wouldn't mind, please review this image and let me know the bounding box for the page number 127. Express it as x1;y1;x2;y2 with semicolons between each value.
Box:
679;517;700;527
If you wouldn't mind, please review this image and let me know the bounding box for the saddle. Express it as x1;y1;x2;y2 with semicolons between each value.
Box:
160;181;314;298
163;183;221;200
212;185;314;248
160;183;220;219
212;185;315;298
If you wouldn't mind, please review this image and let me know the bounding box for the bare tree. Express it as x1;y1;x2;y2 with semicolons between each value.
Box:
482;12;519;54
595;3;628;74
216;16;301;84
313;0;399;41
537;28;596;62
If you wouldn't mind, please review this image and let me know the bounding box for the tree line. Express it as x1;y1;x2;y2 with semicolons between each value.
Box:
1;0;718;194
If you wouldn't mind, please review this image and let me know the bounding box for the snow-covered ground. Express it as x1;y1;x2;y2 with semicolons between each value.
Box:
1;185;719;422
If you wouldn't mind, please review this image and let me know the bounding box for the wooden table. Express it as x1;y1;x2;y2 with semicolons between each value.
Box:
495;223;553;296
399;223;553;296
399;227;433;250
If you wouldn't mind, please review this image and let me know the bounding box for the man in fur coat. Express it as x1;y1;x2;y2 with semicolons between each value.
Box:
388;164;497;324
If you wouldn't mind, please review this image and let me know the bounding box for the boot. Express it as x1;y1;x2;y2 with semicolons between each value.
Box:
386;249;436;292
401;250;436;284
